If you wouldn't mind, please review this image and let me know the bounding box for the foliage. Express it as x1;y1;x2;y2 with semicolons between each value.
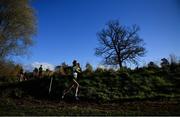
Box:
0;0;36;60
83;63;93;77
0;57;180;103
0;60;21;83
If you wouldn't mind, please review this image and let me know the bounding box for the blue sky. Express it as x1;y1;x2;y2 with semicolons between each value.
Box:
15;0;180;69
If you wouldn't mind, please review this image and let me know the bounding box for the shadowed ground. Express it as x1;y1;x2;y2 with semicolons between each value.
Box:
0;97;180;116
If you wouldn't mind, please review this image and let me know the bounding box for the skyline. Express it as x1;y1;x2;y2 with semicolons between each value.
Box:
14;0;180;70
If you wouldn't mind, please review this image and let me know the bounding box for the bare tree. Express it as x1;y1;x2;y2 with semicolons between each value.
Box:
95;20;146;68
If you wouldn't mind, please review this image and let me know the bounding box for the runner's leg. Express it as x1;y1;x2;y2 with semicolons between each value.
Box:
63;84;74;96
73;79;79;97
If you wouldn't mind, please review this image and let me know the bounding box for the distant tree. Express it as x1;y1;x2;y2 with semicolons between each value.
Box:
54;65;65;76
83;63;93;76
169;54;178;64
55;62;72;76
0;60;19;82
94;67;104;74
61;62;72;75
61;62;68;68
0;0;36;60
85;63;93;72
169;54;179;72
147;61;159;69
160;58;169;68
95;20;146;69
55;65;61;72
15;64;23;76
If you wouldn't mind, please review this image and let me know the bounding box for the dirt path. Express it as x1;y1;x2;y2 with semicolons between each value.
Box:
0;97;179;116
6;98;178;115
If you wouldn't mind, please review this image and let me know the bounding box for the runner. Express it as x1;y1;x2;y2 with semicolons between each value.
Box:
61;60;81;100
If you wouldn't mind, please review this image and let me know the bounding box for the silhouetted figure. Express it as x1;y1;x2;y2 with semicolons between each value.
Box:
23;72;28;81
62;60;81;100
45;69;51;77
19;68;24;82
33;67;39;78
38;65;43;78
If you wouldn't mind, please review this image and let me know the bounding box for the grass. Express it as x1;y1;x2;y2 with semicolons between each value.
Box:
0;77;180;116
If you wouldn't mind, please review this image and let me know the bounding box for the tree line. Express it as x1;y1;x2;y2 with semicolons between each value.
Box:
0;55;179;102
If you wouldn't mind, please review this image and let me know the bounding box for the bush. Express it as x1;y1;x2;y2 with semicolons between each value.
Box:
0;60;21;83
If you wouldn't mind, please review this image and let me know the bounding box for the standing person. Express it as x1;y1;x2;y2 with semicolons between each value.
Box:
19;68;24;82
45;69;50;78
61;60;81;100
33;67;39;78
39;65;43;78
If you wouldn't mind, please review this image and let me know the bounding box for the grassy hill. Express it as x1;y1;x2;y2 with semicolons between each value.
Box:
0;75;180;116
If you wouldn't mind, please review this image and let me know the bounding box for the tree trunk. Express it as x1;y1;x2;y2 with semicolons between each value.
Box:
117;54;123;69
119;63;122;69
119;61;123;69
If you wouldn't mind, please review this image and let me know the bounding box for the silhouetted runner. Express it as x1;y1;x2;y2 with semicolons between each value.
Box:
61;60;81;100
38;65;43;78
